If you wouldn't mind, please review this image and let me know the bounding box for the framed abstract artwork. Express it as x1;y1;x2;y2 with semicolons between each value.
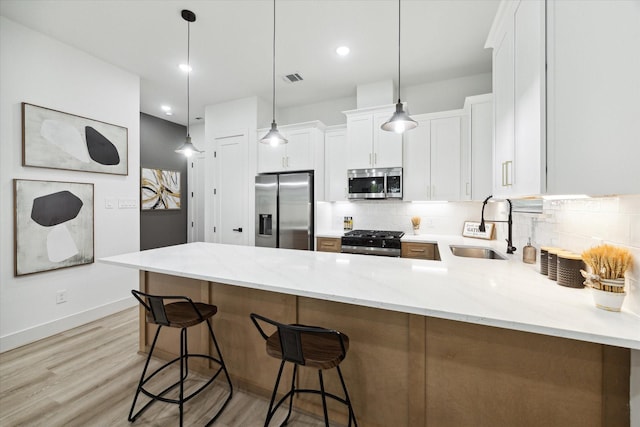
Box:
141;168;181;210
14;179;94;276
22;102;128;175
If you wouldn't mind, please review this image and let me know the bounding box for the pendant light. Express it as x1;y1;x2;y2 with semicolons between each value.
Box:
175;9;203;157
381;0;418;134
260;0;288;146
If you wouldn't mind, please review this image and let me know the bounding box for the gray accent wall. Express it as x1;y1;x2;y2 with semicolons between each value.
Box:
140;113;188;250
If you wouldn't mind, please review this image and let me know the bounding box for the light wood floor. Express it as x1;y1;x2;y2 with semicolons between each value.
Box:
0;307;330;427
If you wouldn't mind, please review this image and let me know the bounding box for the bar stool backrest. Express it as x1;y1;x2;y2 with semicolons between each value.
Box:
250;313;347;367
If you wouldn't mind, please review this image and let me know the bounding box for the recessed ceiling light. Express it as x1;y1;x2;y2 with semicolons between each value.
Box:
179;64;192;72
336;46;350;56
161;105;171;112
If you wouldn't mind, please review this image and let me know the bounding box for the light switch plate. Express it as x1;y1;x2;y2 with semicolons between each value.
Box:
105;198;115;209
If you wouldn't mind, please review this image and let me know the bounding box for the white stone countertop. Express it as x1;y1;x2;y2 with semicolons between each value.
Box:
100;239;640;349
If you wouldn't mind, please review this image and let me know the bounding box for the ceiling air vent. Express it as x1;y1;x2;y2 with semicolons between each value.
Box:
282;73;303;83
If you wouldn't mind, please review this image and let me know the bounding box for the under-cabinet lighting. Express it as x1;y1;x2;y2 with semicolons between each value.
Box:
541;194;590;200
179;63;192;72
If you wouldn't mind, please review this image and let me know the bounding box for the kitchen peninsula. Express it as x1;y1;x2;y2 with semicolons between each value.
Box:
101;241;638;427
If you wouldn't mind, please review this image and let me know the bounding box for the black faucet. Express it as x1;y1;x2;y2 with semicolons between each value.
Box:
479;195;516;254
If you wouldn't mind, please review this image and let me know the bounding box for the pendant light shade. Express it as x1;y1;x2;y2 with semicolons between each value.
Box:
260;0;288;145
381;101;418;134
176;9;203;157
381;0;417;134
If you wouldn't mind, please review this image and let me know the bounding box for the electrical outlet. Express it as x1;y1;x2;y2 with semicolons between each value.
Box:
56;290;67;304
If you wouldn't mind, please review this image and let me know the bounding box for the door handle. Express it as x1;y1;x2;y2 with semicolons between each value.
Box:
233;227;243;232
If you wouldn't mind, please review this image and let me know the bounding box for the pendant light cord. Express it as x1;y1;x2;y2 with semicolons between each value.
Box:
186;19;191;136
272;0;276;123
397;0;402;103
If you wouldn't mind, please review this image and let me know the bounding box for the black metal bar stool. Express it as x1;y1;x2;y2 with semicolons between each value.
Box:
250;313;357;427
129;290;233;426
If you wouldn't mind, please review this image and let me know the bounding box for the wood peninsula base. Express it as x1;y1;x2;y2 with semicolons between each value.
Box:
139;271;630;427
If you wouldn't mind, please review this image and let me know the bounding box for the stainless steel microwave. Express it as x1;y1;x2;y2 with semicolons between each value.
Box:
347;167;403;200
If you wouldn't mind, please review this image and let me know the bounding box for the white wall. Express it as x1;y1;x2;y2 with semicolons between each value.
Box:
404;72;492;115
277;72;492;126
279;96;356;126
0;17;140;352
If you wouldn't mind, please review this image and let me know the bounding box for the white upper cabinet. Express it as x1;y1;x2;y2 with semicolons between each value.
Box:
487;0;544;198
257;121;325;174
545;0;640;195
463;94;494;201
344;105;402;169
487;0;640;196
324;126;348;202
403;110;466;201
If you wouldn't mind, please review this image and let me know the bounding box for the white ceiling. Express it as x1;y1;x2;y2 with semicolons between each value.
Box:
0;0;500;126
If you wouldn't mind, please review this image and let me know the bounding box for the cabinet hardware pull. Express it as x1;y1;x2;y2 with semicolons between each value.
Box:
369;153;372;165
286;156;289;167
282;157;285;168
410;248;426;253
233;227;243;232
466;182;470;195
501;162;506;187
374;153;377;165
505;160;512;186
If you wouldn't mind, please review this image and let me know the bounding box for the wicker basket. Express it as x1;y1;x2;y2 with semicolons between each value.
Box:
557;252;585;288
547;248;563;281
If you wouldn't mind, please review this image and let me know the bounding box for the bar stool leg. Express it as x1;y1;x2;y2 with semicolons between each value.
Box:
179;327;187;427
206;319;233;392
318;370;330;427
281;364;297;425
128;325;162;422
265;360;286;427
336;365;358;427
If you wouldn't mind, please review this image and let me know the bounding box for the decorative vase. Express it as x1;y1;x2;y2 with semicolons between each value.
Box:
413;225;420;235
590;278;626;312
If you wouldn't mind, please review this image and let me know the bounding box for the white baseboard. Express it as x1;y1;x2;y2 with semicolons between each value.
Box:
0;297;137;353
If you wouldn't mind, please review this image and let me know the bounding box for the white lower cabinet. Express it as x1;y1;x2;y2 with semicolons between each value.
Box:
403;110;465;201
324;126;347;202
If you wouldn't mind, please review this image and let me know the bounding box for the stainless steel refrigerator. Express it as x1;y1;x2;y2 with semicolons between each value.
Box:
255;172;314;250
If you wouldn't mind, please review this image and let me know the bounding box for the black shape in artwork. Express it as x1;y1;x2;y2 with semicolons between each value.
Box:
31;190;83;227
85;126;120;165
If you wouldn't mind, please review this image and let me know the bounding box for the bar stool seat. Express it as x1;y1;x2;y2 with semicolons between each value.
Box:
251;313;357;427
130;290;233;426
266;330;349;370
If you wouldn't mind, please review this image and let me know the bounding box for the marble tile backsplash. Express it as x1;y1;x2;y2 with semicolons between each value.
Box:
508;195;640;315
317;195;640;315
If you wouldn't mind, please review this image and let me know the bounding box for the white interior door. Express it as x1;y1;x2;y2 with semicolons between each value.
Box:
187;153;206;242
215;132;247;246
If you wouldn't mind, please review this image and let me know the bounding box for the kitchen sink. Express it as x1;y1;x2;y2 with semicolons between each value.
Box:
449;245;507;260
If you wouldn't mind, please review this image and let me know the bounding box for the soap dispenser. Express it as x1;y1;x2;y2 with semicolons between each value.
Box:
523;238;536;264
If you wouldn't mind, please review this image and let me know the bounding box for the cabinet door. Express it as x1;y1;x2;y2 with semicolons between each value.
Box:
431;116;462;201
402;118;431;201
513;0;544;195
373;111;403;168
325;129;347;201
346;115;373;169
470;99;493;201
493;26;515;197
257;140;286;173
284;129;313;171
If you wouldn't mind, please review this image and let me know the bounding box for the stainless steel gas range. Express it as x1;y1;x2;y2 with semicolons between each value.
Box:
341;230;405;257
